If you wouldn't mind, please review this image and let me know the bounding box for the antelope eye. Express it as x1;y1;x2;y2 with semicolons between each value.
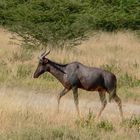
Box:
42;61;46;65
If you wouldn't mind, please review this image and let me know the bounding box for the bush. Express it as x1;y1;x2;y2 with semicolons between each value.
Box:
118;72;140;88
121;116;140;132
0;0;140;48
96;120;114;132
75;111;95;128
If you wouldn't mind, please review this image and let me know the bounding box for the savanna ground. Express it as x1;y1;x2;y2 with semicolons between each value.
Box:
0;28;140;139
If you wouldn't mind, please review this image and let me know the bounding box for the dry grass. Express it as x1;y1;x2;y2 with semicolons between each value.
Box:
0;87;140;140
50;31;140;76
1;28;140;79
0;28;140;139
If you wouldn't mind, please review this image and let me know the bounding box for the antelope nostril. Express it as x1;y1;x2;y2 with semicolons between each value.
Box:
33;73;38;78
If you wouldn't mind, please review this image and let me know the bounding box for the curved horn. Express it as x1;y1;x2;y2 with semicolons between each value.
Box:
44;50;50;57
38;51;46;60
41;50;46;57
39;50;50;60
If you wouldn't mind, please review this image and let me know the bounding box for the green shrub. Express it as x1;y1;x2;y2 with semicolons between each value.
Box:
96;120;114;132
75;111;95;128
121;116;140;132
0;0;140;48
118;72;140;88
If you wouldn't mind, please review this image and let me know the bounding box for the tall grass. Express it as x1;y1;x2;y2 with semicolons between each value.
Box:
0;88;140;140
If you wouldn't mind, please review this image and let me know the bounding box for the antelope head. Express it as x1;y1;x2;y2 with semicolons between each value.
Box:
33;50;50;78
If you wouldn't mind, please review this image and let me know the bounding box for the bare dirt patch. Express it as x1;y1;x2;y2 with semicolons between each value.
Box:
0;87;139;123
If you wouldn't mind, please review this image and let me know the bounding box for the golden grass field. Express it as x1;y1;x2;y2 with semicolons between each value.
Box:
0;28;140;139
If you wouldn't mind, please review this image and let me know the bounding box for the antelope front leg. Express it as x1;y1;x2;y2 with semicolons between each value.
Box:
72;87;80;117
57;88;69;113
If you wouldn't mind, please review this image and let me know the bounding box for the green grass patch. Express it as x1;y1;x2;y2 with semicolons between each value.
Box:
96;120;114;132
121;116;140;132
118;72;140;88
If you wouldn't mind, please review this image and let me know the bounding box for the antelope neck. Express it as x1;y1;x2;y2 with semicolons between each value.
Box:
47;60;67;83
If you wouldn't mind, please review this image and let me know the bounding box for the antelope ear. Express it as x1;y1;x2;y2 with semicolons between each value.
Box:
44;59;48;63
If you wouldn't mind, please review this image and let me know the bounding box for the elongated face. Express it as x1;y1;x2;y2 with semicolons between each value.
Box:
33;50;50;78
33;58;49;78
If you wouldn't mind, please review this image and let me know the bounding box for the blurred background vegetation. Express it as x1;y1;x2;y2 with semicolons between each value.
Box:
0;0;140;47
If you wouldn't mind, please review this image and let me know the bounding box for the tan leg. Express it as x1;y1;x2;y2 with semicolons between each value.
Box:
57;88;69;113
72;87;80;116
114;95;123;120
96;91;107;119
